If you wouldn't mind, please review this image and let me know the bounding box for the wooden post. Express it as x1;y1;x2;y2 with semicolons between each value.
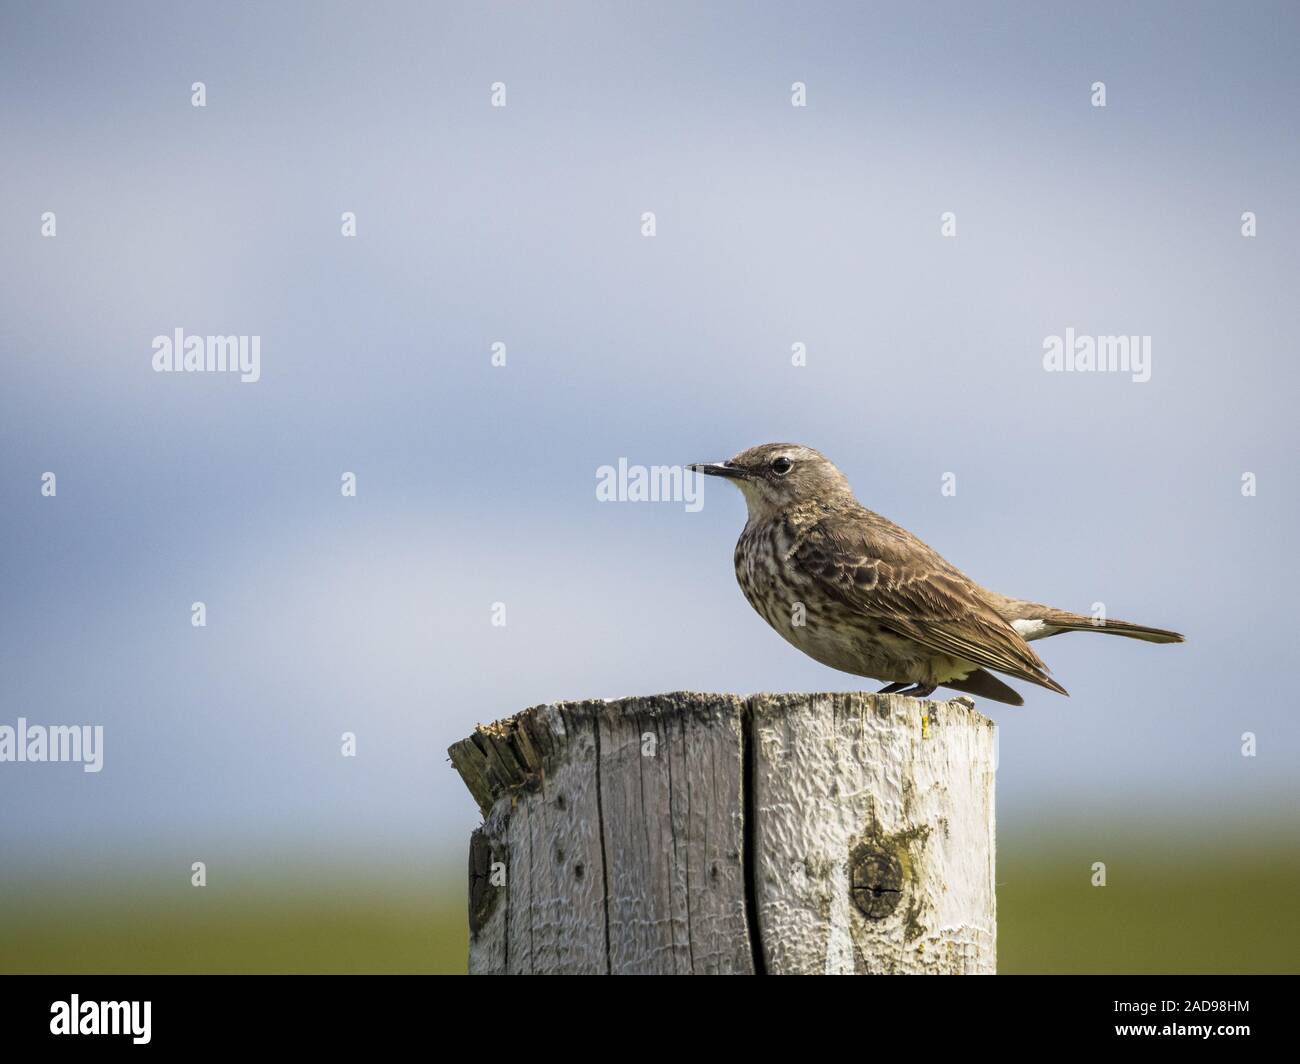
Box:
448;691;996;974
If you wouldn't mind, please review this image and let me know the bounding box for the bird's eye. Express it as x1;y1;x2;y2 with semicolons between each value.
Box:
771;457;793;475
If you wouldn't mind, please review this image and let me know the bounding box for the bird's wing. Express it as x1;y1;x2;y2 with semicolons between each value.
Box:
792;512;1067;694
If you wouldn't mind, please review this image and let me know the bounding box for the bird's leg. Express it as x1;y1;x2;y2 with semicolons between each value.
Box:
877;682;910;694
895;682;937;698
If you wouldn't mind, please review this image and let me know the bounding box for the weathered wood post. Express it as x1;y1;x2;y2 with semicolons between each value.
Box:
448;691;996;974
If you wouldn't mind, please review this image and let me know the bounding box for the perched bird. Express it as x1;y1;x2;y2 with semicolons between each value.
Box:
689;443;1183;706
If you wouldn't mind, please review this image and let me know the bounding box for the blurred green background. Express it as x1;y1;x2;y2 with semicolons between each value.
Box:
4;814;1295;973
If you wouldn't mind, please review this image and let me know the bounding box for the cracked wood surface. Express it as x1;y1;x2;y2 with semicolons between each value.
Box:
449;690;996;974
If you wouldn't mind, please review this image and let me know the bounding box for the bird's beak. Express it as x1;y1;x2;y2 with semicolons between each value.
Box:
689;461;747;480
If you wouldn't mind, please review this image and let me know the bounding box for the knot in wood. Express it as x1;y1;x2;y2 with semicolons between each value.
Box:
849;841;904;919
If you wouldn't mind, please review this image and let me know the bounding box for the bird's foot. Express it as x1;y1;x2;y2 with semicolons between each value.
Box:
895;683;937;698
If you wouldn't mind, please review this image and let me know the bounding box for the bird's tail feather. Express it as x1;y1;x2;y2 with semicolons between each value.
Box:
1038;612;1185;644
990;594;1185;644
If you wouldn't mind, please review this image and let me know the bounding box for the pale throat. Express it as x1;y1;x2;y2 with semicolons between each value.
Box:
734;480;788;527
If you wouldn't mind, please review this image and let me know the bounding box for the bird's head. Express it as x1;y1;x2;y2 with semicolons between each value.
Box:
689;443;854;522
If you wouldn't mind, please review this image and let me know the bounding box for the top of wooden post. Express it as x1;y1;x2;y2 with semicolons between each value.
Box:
450;690;994;815
449;691;997;974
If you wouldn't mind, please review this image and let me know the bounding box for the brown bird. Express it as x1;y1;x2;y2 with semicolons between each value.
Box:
690;443;1183;706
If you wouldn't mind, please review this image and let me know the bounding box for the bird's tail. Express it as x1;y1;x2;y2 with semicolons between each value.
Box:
993;596;1185;645
1038;613;1184;643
